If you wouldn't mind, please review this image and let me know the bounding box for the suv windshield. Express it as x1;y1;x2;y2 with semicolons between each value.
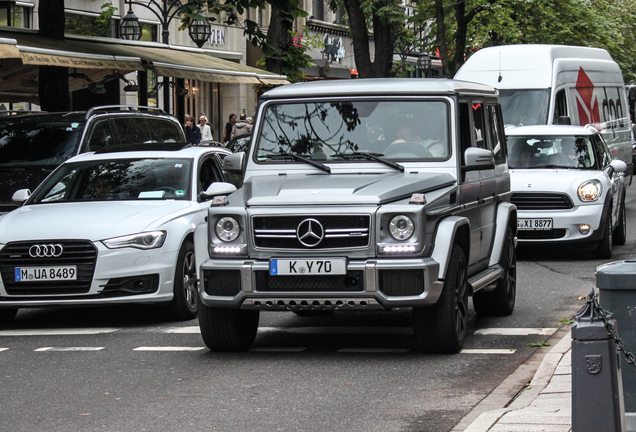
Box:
0;116;85;168
256;100;450;161
30;158;192;203
507;135;598;169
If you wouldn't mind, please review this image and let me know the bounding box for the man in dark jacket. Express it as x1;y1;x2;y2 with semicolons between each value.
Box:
231;113;253;139
184;116;202;144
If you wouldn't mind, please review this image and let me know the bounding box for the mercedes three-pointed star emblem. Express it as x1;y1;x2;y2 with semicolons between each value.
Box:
296;218;324;247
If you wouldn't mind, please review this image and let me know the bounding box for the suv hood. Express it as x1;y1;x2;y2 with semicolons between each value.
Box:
243;172;457;206
511;169;607;194
0;201;192;242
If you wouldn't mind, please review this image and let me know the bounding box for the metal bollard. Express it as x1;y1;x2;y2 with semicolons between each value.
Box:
572;290;626;432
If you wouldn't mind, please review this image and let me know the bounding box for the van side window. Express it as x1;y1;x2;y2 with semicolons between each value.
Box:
148;119;183;143
87;121;113;152
488;105;506;164
553;89;568;123
471;102;486;149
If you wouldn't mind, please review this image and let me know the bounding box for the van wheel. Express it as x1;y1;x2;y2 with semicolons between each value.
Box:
595;216;613;259
0;308;18;324
613;199;627;246
198;304;259;352
413;245;468;353
474;227;516;316
163;240;198;321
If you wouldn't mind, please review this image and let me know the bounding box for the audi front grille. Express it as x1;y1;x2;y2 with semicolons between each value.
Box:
0;240;97;295
253;215;370;250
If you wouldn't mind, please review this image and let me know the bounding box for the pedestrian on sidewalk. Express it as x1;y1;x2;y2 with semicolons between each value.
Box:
199;115;213;141
224;113;237;144
231;113;253;139
184;116;201;145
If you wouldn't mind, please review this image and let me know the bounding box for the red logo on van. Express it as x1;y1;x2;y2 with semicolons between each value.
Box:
575;67;601;125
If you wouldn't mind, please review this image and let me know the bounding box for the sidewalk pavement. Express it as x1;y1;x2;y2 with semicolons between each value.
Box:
454;328;573;432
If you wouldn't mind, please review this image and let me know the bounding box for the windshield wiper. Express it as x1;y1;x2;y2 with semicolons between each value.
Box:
527;164;576;169
263;152;331;173
331;152;404;172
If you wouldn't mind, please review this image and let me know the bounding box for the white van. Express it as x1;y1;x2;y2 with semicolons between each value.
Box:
455;44;633;178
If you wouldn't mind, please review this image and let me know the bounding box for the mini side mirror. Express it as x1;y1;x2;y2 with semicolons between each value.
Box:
464;147;495;171
610;159;627;174
12;189;31;204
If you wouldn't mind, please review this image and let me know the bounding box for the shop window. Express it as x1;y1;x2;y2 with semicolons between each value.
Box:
66;12;115;37
312;0;324;21
0;4;30;28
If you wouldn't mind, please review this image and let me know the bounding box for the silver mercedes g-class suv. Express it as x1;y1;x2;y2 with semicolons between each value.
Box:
195;79;517;353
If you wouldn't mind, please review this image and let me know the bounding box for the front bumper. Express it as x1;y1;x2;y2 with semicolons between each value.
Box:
516;203;605;243
198;257;444;311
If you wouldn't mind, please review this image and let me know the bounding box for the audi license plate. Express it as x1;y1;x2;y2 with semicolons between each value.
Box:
517;218;553;231
270;258;346;276
15;266;77;282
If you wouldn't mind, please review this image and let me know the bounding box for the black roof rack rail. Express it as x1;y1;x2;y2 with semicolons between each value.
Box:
93;142;193;154
85;105;167;119
0;110;47;116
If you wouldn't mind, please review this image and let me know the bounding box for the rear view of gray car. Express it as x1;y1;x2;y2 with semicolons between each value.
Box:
195;79;518;353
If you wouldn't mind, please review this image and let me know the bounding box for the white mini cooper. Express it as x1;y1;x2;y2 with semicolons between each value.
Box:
506;125;627;258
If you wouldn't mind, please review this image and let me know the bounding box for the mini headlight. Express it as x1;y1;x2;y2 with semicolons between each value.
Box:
389;215;414;240
102;231;166;250
578;180;602;202
215;216;240;242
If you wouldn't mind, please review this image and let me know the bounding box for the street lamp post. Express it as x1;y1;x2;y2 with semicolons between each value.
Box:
119;0;212;111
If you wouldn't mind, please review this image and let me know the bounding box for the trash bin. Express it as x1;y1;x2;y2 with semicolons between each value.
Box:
597;260;636;430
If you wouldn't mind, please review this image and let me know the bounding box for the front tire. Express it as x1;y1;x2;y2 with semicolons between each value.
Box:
163;240;198;321
613;198;627;246
0;308;18;324
473;227;517;316
413;245;469;353
595;215;613;259
198;304;259;352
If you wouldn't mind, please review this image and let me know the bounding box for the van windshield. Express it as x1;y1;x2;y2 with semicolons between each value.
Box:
499;89;549;127
0;116;85;169
255;100;450;161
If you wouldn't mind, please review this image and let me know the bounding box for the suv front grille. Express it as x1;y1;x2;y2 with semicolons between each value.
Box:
254;270;364;292
511;193;574;210
253;215;370;250
0;241;97;295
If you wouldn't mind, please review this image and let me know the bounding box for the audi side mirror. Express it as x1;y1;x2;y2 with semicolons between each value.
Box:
199;182;237;202
12;189;31;204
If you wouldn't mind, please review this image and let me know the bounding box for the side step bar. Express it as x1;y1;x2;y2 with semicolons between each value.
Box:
468;265;503;293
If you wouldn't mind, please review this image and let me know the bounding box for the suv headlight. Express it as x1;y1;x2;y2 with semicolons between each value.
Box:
102;231;166;250
578;180;602;202
215;216;241;242
389;215;414;240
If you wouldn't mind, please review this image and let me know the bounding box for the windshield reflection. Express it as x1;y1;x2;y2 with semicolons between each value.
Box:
507;135;597;169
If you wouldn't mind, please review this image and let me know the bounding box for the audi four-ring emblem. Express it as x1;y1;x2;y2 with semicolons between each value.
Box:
297;218;324;247
29;244;64;258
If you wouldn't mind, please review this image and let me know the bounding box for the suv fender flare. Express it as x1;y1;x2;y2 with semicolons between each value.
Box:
488;202;517;266
431;216;470;279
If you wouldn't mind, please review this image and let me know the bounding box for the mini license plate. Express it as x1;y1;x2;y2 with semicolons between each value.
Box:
270;258;347;276
517;218;553;231
15;266;77;282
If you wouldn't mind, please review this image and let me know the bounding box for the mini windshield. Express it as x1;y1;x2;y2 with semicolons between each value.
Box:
256;100;450;161
0;117;85;168
499;90;550;126
30;158;192;203
507;135;597;169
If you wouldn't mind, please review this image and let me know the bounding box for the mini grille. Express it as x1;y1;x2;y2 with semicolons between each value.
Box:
203;270;241;297
0;240;97;295
254;270;364;292
253;215;370;249
517;229;566;240
511;193;574;210
378;269;425;296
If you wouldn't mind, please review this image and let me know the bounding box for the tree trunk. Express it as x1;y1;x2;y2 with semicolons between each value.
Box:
265;7;293;75
38;0;69;111
371;9;396;77
343;0;374;77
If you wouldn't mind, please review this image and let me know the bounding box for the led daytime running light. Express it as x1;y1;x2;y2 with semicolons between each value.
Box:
383;245;417;253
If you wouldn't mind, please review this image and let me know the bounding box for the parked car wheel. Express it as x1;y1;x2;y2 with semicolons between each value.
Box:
163;240;198;321
198;305;259;351
0;308;18;324
474;227;517;316
613;197;627;246
413;245;468;353
595;215;613;259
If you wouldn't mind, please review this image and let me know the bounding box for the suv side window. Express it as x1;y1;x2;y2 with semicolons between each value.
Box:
458;102;471;165
148;118;183;143
114;118;151;146
488;105;506;164
87;120;114;152
198;156;224;194
471;102;487;149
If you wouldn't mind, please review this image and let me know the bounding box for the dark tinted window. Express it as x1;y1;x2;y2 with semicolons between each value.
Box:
87;120;114;152
113;118;151;146
147;118;183;143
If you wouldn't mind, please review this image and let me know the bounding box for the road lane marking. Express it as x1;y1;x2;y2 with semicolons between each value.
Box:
250;347;307;352
461;349;517;354
474;328;558;336
35;347;105;352
338;348;411;353
133;347;205;351
0;328;119;336
163;326;200;334
0;348;8;352
259;326;413;335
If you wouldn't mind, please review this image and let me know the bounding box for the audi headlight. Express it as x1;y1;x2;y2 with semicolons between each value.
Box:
102;231;166;250
389;215;414;240
578;180;602;202
215;217;241;242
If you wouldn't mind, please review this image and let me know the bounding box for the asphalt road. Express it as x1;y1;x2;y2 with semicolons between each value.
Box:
2;183;635;432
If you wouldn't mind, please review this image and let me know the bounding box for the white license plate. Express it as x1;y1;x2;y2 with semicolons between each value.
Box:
270;258;347;275
15;266;77;282
517;218;553;231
